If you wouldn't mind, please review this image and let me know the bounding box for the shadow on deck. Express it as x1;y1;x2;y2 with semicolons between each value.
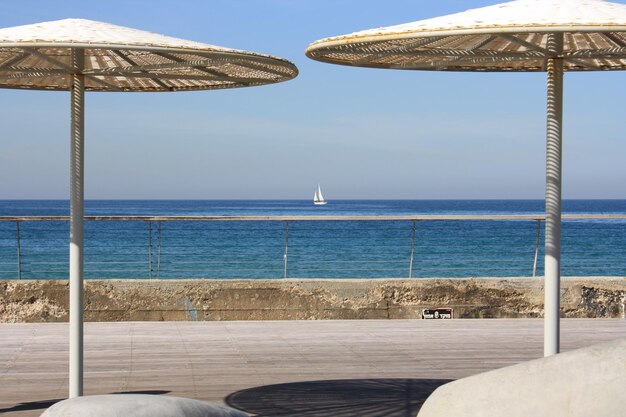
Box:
0;391;170;414
225;378;451;417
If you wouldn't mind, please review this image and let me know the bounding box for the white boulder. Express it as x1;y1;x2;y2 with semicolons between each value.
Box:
40;394;247;417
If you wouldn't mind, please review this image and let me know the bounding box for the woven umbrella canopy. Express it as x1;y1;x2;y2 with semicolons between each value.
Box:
307;0;626;357
0;18;298;398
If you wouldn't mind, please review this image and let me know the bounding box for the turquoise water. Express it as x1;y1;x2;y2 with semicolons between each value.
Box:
0;200;624;279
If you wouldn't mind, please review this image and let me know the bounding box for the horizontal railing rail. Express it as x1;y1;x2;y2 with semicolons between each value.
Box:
1;214;625;221
0;215;624;280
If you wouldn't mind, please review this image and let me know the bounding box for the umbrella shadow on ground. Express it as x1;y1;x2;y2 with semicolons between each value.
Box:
0;399;62;414
0;390;170;414
225;378;451;417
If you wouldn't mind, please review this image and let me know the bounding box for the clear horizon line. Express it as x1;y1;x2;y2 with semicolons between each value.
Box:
1;198;625;201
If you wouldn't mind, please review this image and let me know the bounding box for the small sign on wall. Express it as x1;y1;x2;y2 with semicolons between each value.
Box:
422;308;453;319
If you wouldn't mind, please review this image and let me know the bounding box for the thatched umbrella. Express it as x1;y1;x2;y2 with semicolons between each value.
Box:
0;18;298;397
306;0;626;356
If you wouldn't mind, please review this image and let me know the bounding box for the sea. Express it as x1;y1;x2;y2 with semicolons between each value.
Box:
0;199;625;280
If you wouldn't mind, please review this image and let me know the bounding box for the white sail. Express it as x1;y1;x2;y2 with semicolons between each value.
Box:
314;185;327;205
316;185;325;202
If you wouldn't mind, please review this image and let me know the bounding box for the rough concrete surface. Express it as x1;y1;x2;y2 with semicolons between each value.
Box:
1;277;624;323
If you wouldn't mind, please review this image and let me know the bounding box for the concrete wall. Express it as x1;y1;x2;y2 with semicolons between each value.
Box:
1;277;624;323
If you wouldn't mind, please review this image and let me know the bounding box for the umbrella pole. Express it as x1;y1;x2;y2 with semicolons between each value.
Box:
69;47;85;397
544;33;563;357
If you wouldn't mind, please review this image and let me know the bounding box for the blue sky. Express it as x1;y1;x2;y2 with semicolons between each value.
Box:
0;0;624;200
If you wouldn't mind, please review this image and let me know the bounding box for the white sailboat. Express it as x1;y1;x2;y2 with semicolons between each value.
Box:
313;184;327;205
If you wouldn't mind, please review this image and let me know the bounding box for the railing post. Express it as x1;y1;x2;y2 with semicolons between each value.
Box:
148;221;153;279
16;220;22;280
409;220;416;278
533;219;541;277
283;221;289;279
157;221;162;279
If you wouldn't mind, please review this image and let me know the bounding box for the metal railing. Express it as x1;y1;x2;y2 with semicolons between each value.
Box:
0;215;625;280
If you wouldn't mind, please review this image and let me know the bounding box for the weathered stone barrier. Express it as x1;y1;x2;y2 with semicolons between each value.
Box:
1;277;624;323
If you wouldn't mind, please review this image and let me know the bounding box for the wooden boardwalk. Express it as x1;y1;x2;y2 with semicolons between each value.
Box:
1;319;625;417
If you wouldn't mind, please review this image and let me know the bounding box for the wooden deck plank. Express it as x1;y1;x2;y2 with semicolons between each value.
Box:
0;319;624;416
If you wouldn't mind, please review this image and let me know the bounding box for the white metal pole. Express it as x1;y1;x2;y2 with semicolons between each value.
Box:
544;33;563;357
69;47;85;397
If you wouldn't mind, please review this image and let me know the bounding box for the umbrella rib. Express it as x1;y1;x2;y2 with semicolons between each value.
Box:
0;50;32;69
498;34;548;55
86;59;215;73
603;32;626;48
434;48;543;58
24;48;122;91
0;65;123;89
180;49;295;72
496;34;608;70
218;58;292;78
446;35;499;64
565;58;604;70
85;74;124;91
330;47;545;60
154;51;245;82
563;46;626;58
25;48;82;71
0;66;69;74
350;37;443;65
309;38;435;55
81;75;123;91
566;34;625;69
84;70;265;84
111;50;171;90
395;54;543;70
0;69;68;79
106;55;290;80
